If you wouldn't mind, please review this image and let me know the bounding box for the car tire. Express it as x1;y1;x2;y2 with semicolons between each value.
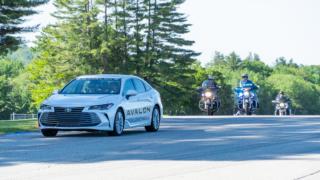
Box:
41;129;58;137
145;107;160;132
109;109;125;136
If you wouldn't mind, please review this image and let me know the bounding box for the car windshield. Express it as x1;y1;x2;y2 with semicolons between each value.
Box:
60;78;121;94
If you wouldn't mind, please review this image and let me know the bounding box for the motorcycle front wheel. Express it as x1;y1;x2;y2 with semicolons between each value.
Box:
244;102;251;115
286;109;290;115
207;109;214;115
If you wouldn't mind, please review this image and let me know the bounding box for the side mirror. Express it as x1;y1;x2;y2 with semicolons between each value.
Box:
125;90;138;99
52;89;59;95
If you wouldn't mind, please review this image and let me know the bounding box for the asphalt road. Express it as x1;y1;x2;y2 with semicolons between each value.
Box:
1;116;320;180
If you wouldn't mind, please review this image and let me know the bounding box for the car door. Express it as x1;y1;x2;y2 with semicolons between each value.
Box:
122;78;143;127
132;78;153;124
121;78;143;127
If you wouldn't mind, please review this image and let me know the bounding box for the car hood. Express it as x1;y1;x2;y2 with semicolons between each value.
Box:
43;94;122;107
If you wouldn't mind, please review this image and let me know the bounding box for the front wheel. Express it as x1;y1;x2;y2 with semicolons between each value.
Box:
41;129;58;137
207;109;214;115
286;109;290;116
145;107;161;132
279;110;285;116
109;109;125;136
244;102;251;115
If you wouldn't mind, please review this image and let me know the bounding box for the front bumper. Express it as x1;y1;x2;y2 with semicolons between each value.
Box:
38;106;116;131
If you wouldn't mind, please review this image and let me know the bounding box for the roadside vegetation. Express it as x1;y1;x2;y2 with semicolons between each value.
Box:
0;119;38;134
0;0;319;119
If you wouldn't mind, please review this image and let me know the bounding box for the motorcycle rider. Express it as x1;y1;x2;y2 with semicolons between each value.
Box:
235;73;259;115
275;91;291;114
239;73;258;91
276;91;290;102
198;75;221;109
202;75;218;88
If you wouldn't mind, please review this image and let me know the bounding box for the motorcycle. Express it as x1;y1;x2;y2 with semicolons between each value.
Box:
198;87;220;115
272;100;290;116
235;87;258;115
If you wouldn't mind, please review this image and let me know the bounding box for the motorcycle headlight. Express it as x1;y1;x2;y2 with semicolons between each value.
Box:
40;104;52;111
279;103;285;108
243;91;250;97
89;103;114;110
204;91;213;98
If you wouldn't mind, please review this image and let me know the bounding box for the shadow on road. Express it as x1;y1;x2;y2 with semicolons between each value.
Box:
1;117;320;167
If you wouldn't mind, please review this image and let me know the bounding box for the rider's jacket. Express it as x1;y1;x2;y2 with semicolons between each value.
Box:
198;79;219;94
202;79;218;89
276;94;290;103
239;80;258;90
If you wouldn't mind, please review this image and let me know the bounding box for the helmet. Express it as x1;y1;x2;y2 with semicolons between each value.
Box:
208;75;214;80
241;73;248;78
279;91;284;95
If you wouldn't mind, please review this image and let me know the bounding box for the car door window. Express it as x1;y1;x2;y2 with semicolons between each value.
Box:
123;79;135;96
143;81;152;91
133;79;146;94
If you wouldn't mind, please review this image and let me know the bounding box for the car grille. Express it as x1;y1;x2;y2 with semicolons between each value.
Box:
40;107;101;127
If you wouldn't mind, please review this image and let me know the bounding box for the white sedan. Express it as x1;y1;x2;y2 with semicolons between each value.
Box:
38;74;163;137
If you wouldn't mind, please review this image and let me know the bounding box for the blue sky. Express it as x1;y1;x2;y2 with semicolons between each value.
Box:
24;0;320;65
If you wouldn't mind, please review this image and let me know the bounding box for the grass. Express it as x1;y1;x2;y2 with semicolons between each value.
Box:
0;119;38;134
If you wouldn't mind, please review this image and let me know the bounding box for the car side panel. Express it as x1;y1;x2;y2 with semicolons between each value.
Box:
135;92;153;125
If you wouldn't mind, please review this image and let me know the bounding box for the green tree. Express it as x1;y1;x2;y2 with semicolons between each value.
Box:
225;52;242;70
6;45;34;64
241;59;273;77
0;0;49;54
0;58;31;119
142;0;199;114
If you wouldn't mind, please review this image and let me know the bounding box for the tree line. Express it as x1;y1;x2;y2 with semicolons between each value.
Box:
0;0;319;119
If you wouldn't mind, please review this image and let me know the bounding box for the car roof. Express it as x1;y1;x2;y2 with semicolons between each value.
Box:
77;74;140;80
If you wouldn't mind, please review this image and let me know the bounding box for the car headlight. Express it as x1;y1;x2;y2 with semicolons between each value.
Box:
204;91;213;98
40;104;52;111
89;103;114;110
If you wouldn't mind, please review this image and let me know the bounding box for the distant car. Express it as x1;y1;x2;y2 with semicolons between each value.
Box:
38;74;163;137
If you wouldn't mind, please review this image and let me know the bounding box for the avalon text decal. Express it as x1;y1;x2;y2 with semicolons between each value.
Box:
126;107;151;116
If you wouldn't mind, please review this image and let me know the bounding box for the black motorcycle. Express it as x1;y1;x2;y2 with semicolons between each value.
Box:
198;87;220;115
272;100;291;116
